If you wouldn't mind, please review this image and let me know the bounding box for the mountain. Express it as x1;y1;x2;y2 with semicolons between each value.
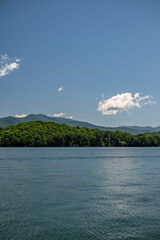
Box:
0;114;159;135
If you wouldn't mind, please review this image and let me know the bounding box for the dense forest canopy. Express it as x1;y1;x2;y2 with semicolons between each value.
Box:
0;121;160;147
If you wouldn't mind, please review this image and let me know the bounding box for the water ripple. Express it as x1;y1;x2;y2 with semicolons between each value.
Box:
0;148;160;239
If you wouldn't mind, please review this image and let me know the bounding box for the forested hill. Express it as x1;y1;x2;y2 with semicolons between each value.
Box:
0;121;160;147
0;114;160;135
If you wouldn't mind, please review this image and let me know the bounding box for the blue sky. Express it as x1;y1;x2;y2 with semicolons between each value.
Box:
0;0;160;127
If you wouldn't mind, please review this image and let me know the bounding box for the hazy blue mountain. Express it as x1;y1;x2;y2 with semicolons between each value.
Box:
0;114;159;134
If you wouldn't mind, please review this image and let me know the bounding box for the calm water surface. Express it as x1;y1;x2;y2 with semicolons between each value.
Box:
0;147;160;240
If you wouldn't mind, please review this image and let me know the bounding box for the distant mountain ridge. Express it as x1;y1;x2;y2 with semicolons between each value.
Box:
0;114;159;135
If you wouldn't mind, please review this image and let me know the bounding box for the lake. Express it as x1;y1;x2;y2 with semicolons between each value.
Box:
0;147;160;240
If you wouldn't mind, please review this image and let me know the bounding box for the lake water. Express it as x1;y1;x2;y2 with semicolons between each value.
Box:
0;147;160;240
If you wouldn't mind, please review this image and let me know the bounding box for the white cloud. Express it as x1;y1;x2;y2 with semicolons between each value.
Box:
97;92;155;115
0;54;21;78
16;58;21;62
53;112;66;117
48;113;73;119
58;87;63;92
15;114;28;118
66;116;73;119
0;63;20;77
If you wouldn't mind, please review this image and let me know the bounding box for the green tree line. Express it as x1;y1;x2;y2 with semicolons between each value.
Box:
0;121;160;147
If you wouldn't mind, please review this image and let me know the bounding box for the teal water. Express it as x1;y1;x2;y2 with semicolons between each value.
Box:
0;147;160;240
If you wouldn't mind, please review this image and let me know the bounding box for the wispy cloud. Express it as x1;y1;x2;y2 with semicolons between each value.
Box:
15;114;28;118
0;54;21;78
53;112;66;117
58;87;63;92
97;92;156;115
1;54;8;61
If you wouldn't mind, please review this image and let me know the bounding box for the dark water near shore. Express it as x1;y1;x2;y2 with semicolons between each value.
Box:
0;147;160;240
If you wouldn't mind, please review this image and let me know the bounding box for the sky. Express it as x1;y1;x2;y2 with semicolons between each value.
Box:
0;0;160;127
